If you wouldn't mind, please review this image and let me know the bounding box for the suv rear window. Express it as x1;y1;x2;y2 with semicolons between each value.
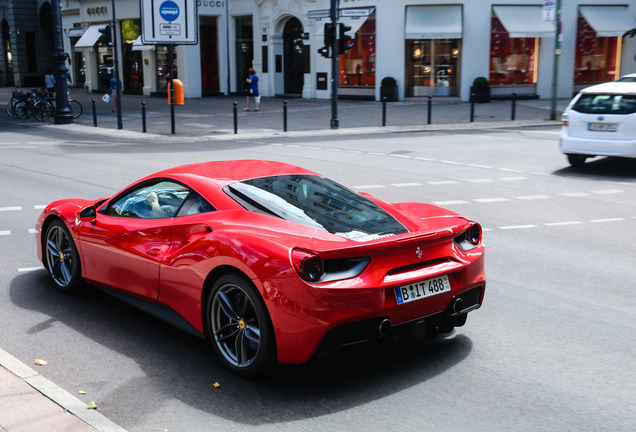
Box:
572;94;636;115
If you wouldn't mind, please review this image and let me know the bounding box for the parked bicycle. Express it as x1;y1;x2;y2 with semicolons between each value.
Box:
6;88;83;121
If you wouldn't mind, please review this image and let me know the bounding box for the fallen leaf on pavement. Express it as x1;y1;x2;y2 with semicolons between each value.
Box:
35;359;48;366
87;401;98;410
78;390;87;395
213;382;221;388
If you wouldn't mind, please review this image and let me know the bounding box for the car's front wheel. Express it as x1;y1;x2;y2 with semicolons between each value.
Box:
567;154;588;167
207;273;275;377
44;219;83;293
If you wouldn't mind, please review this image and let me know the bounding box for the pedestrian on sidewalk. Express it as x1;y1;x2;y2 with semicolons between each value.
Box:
244;68;259;112
109;71;121;112
45;70;55;95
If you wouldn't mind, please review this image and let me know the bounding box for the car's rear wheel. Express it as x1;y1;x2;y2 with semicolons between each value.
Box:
567;154;588;167
207;273;274;377
44;220;83;293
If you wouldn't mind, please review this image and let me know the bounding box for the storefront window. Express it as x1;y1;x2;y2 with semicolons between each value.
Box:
121;19;143;94
339;13;375;87
406;39;460;96
574;16;619;83
96;40;113;92
489;17;537;85
156;46;177;92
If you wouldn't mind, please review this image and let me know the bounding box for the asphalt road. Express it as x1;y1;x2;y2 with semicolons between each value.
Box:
1;122;635;431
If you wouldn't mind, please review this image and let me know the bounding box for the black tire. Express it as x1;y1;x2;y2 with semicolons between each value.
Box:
44;219;83;293
6;100;18;119
207;273;275;377
567;154;587;167
69;99;83;119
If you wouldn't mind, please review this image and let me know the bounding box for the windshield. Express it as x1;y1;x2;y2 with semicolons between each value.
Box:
225;175;408;241
572;94;636;115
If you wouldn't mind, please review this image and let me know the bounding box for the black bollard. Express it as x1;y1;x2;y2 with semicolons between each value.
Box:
511;92;517;121
233;102;238;134
470;93;475;123
91;99;97;127
427;95;432;125
382;97;387;127
141;101;147;133
283;100;288;132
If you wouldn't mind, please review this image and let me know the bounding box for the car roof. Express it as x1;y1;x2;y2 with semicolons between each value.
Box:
580;81;636;95
151;160;319;184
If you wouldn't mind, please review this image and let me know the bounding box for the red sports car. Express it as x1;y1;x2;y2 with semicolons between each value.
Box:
36;160;485;376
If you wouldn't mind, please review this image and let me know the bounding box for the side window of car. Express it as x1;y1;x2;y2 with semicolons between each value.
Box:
176;191;216;216
106;181;190;219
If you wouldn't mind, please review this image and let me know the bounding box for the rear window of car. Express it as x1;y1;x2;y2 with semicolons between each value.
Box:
572;94;636;115
225;175;408;241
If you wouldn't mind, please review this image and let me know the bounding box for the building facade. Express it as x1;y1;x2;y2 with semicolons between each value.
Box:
3;1;636;101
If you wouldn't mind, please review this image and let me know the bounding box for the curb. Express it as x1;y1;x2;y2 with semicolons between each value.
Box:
0;348;129;432
22;119;560;143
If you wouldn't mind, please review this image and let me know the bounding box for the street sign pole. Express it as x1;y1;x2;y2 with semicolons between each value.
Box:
549;0;562;121
112;0;122;129
168;44;175;134
330;0;339;129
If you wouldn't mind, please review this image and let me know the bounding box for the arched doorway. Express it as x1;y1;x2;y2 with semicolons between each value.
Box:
283;17;304;95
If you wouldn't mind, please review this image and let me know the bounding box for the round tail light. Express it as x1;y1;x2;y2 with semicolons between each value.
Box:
292;249;324;282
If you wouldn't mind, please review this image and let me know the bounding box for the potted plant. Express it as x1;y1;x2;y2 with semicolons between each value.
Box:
470;76;491;103
380;76;399;102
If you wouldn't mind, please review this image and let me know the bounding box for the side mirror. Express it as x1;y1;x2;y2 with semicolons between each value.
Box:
75;206;96;225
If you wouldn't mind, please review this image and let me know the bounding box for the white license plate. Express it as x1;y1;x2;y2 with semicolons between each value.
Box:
394;275;451;305
588;123;617;132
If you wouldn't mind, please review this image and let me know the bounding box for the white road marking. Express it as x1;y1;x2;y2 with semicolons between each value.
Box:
560;192;589;197
354;185;385;189
468;164;492;169
390;154;411;158
0;230;10;236
392;183;422;187
433;200;470;205
428;180;458;185
34;205;46;210
591;189;624;195
0;206;22;212
515;195;550;200
500;176;528;181
441;160;464;165
28;229;37;234
466;179;493;183
544;221;583;226
498;168;523;173
474;197;508;203
416;157;436;162
590;218;625;223
500;225;538;230
17;267;42;273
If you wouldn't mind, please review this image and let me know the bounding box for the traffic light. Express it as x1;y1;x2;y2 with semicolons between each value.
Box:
338;23;353;54
98;24;112;46
324;22;336;48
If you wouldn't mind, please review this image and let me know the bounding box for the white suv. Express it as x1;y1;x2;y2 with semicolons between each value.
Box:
559;81;636;166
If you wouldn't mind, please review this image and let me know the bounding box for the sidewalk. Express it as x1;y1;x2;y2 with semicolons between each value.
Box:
0;348;127;432
1;86;566;139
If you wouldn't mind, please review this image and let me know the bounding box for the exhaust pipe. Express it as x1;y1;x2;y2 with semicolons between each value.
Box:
379;319;392;336
452;297;464;314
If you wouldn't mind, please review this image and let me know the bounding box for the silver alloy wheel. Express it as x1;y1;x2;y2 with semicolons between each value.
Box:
211;283;262;369
45;223;75;288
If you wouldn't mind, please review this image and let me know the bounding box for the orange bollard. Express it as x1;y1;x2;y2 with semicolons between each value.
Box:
167;79;184;105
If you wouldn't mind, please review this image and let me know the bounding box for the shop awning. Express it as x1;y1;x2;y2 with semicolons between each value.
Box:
579;6;636;37
74;25;104;50
405;6;462;39
493;6;555;38
132;36;155;51
67;28;84;38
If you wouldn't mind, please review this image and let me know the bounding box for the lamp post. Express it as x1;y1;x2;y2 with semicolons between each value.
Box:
50;0;72;124
111;0;123;129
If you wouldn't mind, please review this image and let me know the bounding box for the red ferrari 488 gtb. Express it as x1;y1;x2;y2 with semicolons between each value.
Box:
36;160;485;376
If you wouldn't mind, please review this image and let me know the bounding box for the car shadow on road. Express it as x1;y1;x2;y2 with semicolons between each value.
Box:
10;271;472;428
553;157;636;181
